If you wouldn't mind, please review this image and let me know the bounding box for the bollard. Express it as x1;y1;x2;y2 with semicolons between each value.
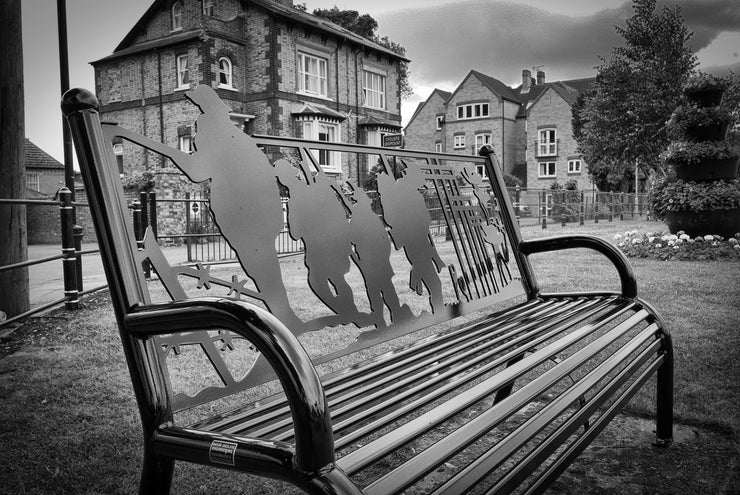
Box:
73;224;84;292
59;188;79;310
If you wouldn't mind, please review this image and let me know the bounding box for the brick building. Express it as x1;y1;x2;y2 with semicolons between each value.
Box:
92;0;407;192
405;69;595;190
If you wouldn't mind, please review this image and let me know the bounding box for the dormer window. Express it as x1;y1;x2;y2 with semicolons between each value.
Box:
172;2;183;31
218;57;234;89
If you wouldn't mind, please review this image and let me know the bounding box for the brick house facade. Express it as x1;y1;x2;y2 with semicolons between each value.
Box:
92;0;406;203
405;69;595;190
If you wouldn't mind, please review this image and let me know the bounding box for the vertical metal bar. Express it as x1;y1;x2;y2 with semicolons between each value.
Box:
73;224;84;292
149;191;157;238
59;188;79;310
579;190;585;225
594;192;599;223
57;0;75;207
514;185;520;218
608;192;614;222
185;191;192;262
560;191;566;227
140;191;149;233
540;191;547;230
132;200;150;278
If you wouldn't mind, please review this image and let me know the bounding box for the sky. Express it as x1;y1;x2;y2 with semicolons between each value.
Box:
20;0;740;163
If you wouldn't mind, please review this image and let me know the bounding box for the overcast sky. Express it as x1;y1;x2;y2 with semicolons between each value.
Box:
20;0;740;163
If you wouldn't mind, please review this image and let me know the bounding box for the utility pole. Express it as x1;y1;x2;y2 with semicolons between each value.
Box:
0;0;30;318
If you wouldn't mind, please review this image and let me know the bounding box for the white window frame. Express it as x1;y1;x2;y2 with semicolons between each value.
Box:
568;159;582;174
218;57;234;89
26;172;40;192
179;135;192;153
176;54;190;90
171;2;183;31
453;135;465;149
362;70;386;110
202;0;214;15
474;133;491;154
538;161;556;178
436;115;444;130
298;52;328;98
456;102;489;120
538;128;557;157
303;119;340;172
435;142;442;153
366;129;389;148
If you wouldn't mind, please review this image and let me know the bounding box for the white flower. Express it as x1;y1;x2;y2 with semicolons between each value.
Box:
669;235;678;241
631;230;639;236
704;235;714;241
648;236;656;243
730;238;739;246
676;239;683;244
712;241;720;247
695;237;704;242
677;230;685;236
674;245;680;250
632;239;642;245
655;243;663;248
661;235;671;242
646;232;654;237
618;242;625;248
614;234;622;240
624;231;632;237
688;239;695;244
680;234;690;241
668;240;675;246
734;245;740;251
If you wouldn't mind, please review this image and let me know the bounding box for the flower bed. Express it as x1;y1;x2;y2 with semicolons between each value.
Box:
614;230;740;261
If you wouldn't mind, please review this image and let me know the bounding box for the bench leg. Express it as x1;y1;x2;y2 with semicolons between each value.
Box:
654;335;674;447
139;451;174;495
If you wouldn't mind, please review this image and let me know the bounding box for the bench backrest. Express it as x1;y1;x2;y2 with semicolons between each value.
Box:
63;86;529;413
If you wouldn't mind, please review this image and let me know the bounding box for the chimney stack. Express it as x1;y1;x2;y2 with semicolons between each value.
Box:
536;70;545;85
521;69;532;93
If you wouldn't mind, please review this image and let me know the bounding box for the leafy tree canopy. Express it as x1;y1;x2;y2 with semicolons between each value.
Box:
573;0;696;191
307;5;413;99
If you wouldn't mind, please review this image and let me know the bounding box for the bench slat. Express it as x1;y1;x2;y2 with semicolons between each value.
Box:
360;318;656;494
426;327;662;495
338;302;648;475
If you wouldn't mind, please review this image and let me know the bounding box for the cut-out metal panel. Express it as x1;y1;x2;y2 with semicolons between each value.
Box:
104;85;525;410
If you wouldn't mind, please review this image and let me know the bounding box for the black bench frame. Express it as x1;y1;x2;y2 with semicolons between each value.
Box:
63;86;672;494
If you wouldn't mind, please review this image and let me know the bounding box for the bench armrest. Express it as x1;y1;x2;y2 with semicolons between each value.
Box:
124;297;333;475
519;234;637;298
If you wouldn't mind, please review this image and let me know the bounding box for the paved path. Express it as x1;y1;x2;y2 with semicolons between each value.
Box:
26;243;189;309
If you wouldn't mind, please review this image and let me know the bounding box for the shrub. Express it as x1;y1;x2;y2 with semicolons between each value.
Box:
663;141;738;165
121;170;155;191
614;230;740;261
683;72;727;93
667;105;732;136
649;178;740;220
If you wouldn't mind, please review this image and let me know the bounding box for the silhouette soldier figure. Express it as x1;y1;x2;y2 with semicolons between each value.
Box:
274;159;362;325
345;184;411;327
110;85;301;328
376;161;445;313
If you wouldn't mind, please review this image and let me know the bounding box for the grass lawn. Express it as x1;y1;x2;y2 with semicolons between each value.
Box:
0;218;738;493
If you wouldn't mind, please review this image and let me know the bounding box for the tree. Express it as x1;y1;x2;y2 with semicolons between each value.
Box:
573;0;696;191
311;6;413;99
0;0;29;318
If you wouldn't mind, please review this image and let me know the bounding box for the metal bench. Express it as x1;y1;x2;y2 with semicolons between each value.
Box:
62;86;673;494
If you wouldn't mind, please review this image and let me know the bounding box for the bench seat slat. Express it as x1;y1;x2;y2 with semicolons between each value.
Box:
411;327;663;495
357;316;656;494
337;300;647;475
203;297;616;442
511;357;663;495
198;298;560;433
239;298;609;441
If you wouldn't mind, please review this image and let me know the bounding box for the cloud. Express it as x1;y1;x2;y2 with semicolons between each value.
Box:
377;0;740;90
